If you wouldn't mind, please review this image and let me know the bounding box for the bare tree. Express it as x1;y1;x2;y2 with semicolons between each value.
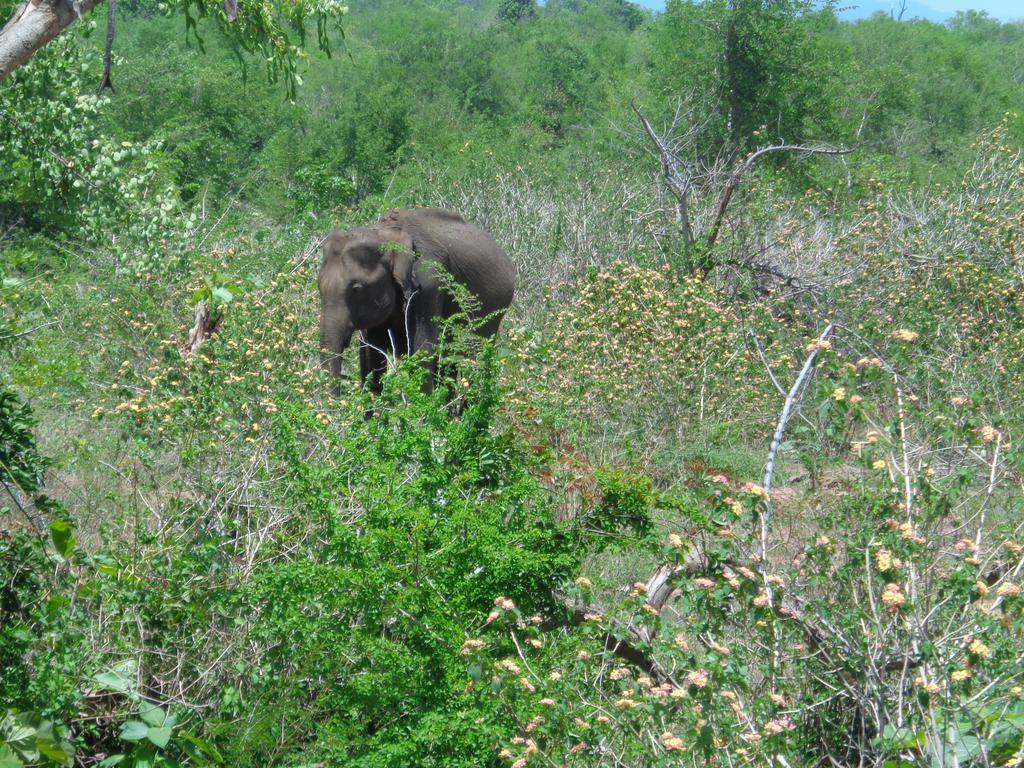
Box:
632;101;852;279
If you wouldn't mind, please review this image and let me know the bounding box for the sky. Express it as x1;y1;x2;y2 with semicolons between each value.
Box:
628;0;1023;23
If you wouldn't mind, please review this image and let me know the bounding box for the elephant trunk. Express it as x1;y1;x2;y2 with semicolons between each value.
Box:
320;305;353;393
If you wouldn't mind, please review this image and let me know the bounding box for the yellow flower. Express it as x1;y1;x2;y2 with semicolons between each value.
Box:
892;328;920;342
881;583;905;610
951;669;971;682
661;733;685;751
764;717;795;734
687;669;709;688
978;425;1000;443
968;639;990;658
875;548;902;572
872;459;887;470
744;483;770;500
460;639;484;655
832;387;846;401
708;640;731;656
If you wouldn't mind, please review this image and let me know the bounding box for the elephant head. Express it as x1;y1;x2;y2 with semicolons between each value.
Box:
317;223;419;380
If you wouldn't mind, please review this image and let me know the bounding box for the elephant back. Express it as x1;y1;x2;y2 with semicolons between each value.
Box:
396;208;516;315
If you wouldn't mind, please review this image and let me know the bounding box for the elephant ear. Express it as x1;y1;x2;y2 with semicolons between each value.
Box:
378;226;419;301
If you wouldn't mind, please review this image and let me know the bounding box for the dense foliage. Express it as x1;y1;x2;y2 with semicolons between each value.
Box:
2;0;1024;766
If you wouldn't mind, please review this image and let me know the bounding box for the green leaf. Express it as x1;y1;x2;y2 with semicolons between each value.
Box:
3;723;36;750
178;732;223;764
35;735;73;766
49;519;75;558
0;745;21;768
146;727;173;749
880;724;925;749
139;706;167;728
954;733;982;763
120;720;149;742
131;745;156;768
211;287;234;304
97;756;126;767
94;671;134;695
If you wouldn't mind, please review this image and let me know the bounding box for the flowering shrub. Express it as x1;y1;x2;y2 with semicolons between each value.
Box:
507;261;777;448
458;324;1024;768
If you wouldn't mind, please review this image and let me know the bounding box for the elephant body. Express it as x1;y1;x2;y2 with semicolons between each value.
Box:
318;208;516;392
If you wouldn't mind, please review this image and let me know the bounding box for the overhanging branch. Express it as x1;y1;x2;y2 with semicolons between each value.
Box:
0;0;105;81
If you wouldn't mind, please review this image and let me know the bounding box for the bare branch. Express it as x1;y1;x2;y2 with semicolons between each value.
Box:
632;102;694;248
553;542;843;690
706;143;853;250
762;322;835;498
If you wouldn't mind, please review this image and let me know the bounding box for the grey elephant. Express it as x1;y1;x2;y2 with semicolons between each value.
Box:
318;208;516;393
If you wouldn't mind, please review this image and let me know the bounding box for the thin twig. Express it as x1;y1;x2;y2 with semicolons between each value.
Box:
0;320;59;341
747;329;786;397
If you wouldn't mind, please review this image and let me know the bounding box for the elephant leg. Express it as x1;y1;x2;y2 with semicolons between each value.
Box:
414;326;439;395
403;291;441;394
358;331;390;395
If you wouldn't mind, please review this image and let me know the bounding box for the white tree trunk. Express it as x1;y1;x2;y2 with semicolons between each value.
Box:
0;0;103;81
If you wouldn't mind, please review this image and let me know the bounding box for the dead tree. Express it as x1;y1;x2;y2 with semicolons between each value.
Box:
632;102;852;280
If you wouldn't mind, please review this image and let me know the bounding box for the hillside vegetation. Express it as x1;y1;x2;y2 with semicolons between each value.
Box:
2;0;1024;766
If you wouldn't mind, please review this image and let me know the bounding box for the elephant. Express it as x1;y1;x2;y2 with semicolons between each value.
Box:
318;207;516;394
